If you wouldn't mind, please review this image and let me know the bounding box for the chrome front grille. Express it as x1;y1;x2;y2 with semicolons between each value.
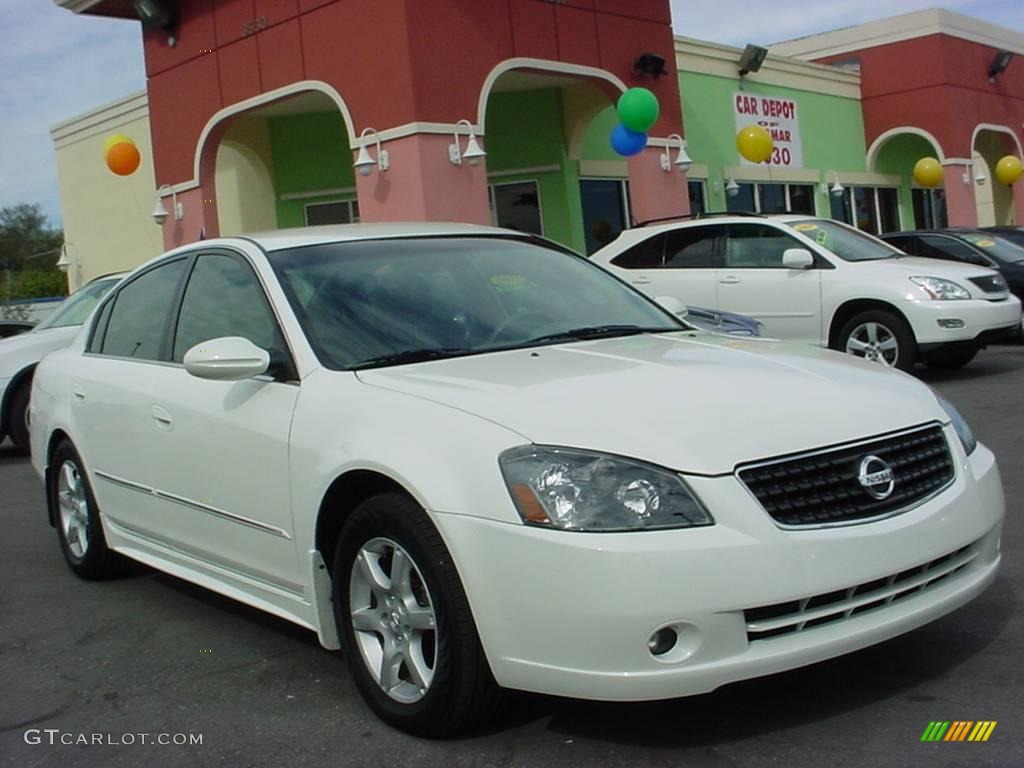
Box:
744;542;978;642
737;424;954;528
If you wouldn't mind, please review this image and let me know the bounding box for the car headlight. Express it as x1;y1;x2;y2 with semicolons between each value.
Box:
499;446;713;532
910;276;971;300
935;395;977;455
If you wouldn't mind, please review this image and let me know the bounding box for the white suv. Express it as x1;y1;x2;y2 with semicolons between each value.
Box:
593;215;1022;371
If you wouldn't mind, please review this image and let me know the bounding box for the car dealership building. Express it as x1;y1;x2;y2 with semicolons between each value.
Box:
52;2;1024;289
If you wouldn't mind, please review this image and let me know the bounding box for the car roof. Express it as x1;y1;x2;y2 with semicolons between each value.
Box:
623;213;815;238
240;222;518;251
880;228;986;237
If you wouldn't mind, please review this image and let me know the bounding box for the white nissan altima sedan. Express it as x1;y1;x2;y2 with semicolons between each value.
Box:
29;224;1004;736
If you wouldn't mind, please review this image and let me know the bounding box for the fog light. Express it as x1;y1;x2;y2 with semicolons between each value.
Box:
647;627;678;656
937;318;965;329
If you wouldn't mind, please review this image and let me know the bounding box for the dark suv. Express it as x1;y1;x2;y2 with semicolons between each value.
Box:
880;228;1024;337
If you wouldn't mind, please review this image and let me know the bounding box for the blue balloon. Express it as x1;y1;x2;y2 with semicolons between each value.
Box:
610;123;648;157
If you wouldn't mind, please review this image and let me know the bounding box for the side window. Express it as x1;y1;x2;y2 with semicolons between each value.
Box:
101;259;188;360
662;225;723;268
610;234;665;269
917;236;989;266
172;252;285;362
86;297;114;353
724;224;807;269
882;235;912;254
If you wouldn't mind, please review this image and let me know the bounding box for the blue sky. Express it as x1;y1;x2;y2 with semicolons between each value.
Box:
1;0;1021;228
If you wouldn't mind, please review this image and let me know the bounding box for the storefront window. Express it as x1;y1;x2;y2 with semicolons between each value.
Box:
580;179;629;255
912;188;948;229
829;186;899;235
727;183;815;215
305;199;359;225
490;181;543;237
688;180;706;217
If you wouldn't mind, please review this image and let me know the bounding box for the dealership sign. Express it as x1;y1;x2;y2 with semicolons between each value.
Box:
734;93;803;168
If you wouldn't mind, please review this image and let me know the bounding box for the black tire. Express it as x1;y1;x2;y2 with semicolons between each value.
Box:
7;379;31;454
926;346;978;370
332;493;502;737
48;440;126;580
835;310;917;372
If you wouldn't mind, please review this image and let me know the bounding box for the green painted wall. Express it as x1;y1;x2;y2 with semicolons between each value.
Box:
678;71;868;215
267;112;354;228
485;89;583;252
874;133;937;229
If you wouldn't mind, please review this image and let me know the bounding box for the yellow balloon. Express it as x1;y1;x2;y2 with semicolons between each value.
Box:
103;133;135;154
736;124;773;164
913;157;944;188
995;155;1023;186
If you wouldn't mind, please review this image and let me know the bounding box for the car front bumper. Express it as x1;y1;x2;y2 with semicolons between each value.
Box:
432;430;1003;701
902;295;1021;347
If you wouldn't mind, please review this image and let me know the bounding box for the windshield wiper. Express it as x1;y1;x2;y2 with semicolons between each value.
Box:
524;324;675;346
351;347;471;370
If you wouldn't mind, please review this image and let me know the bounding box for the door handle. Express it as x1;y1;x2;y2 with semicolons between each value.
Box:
72;390;86;402
631;277;652;285
719;276;740;285
151;405;174;431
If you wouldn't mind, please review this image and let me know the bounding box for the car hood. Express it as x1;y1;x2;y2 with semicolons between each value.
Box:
356;333;947;475
0;326;81;378
857;256;999;280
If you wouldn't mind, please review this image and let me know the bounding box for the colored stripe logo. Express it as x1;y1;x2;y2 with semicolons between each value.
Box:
921;721;997;742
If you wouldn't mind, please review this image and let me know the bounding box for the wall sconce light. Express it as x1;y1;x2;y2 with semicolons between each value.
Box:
632;52;667;78
55;243;72;273
974;160;988;186
725;178;740;197
820;171;844;197
738;44;768;77
988;50;1013;82
354;128;389;177
660;134;693;173
449;119;486;166
152;184;184;225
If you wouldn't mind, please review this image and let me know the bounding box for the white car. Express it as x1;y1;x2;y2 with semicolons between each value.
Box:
0;273;123;452
30;225;1003;736
592;215;1022;371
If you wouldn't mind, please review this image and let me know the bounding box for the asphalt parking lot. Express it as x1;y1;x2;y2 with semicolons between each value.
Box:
1;345;1021;768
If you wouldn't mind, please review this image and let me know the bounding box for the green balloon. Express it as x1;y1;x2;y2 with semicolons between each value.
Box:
617;88;660;132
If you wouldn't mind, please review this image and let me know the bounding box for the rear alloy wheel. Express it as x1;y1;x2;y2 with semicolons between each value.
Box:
48;440;125;579
8;379;31;454
837;310;917;372
333;493;501;737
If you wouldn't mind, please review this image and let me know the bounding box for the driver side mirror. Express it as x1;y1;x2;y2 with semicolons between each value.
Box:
782;248;815;270
654;296;689;317
183;336;270;381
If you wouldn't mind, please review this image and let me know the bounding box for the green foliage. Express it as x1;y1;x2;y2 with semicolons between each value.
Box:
0;203;67;303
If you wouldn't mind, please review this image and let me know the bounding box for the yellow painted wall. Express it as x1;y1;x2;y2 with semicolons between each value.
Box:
215;117;278;235
52;94;165;291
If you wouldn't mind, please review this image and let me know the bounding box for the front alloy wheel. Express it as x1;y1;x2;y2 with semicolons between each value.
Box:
349;537;437;703
845;321;900;367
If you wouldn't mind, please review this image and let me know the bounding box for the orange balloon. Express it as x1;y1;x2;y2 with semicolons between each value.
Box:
106;141;141;176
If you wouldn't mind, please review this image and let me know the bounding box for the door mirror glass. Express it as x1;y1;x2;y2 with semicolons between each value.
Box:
183;336;270;381
782;248;814;269
654;296;688;316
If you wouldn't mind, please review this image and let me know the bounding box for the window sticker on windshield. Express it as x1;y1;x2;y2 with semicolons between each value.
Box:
490;274;530;291
816;230;828;245
793;223;818;232
973;239;996;248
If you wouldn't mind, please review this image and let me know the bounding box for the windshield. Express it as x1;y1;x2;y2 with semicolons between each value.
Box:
267;236;682;370
961;233;1024;264
787;219;903;262
33;277;120;331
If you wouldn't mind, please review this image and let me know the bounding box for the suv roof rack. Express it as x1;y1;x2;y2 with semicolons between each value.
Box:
634;210;764;228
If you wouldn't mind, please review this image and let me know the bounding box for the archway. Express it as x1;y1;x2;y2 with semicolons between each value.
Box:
188;84;356;244
972;125;1022;226
869;129;947;229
